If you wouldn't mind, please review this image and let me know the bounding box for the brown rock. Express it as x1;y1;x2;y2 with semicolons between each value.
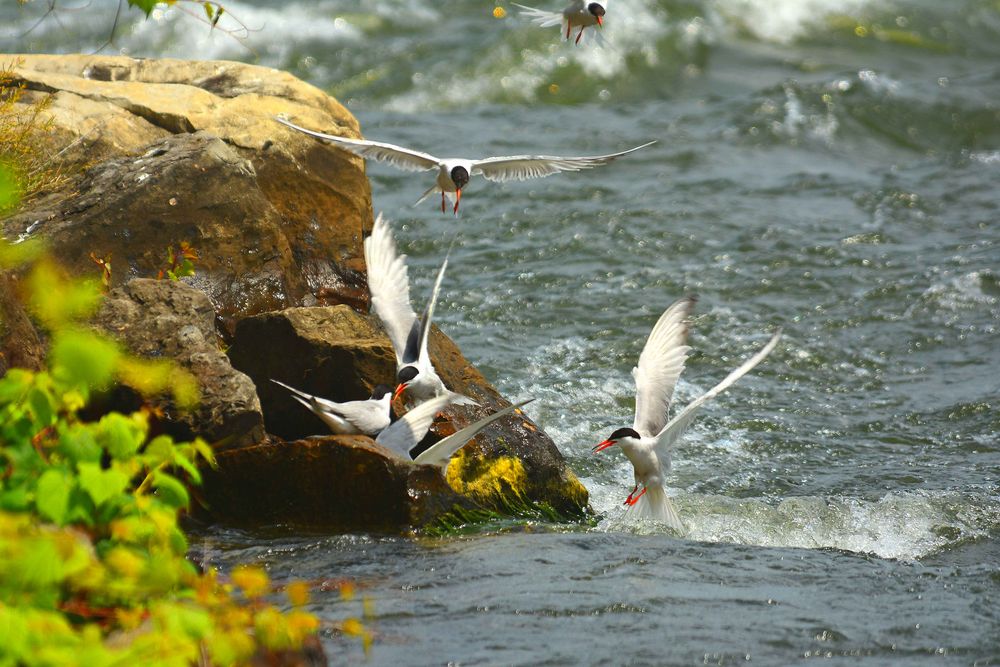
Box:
198;436;478;530
228;305;590;520
2;54;373;328
0;272;45;376
93;278;264;450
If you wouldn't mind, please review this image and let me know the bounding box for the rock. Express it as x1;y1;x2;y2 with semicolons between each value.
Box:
2;54;374;329
93;278;264;450
0;273;45;376
228;305;590;520
197;436;478;530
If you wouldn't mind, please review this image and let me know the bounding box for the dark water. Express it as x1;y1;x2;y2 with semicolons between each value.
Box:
4;0;999;663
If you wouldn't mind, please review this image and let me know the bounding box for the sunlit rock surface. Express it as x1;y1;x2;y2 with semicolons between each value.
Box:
2;54;372;328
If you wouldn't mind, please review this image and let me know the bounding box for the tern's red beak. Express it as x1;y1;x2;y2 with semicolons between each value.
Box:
592;439;615;453
596;16;603;27
393;383;407;401
453;188;462;215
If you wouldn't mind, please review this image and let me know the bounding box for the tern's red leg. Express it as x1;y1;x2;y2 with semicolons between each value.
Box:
575;26;585;45
566;22;571;40
625;487;647;507
623;484;638;505
441;192;446;213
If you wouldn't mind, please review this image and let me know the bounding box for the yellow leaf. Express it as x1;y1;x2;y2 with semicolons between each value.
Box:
231;565;269;599
285;581;310;607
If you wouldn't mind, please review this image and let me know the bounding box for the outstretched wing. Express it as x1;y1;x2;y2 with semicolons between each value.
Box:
632;297;696;438
654;329;782;456
413;399;535;466
511;2;565;27
471;141;655;183
375;394;455;458
274;116;440;172
365;213;417;365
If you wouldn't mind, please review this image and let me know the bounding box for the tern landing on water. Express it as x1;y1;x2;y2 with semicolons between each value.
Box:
591;296;782;533
514;1;607;45
270;380;392;437
364;213;474;406
274;116;653;215
376;395;535;465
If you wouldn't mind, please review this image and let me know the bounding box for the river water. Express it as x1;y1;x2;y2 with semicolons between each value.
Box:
4;0;999;663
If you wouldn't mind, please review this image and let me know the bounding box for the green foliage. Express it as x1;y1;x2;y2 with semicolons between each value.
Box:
157;241;198;282
0;243;342;664
0;161;20;214
126;0;158;17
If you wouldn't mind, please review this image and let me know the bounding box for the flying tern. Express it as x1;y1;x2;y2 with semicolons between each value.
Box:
270;380;392;437
514;1;607;44
375;394;535;465
364;213;474;406
275;116;653;214
592;297;782;532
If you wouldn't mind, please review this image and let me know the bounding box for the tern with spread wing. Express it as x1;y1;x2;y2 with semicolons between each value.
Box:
592;297;782;533
364;213;473;406
375;395;535;465
271;380;392;437
275;116;653;214
514;1;607;45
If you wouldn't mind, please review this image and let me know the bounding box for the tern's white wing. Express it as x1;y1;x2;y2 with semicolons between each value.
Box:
413;399;535;466
271;380;390;436
365;214;417;365
275;117;441;173
418;253;449;363
471;141;655;183
375;394;455;458
654;329;782;456
512;2;565;27
631;297;696;439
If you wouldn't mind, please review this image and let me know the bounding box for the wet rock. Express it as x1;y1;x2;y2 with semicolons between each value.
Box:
94;278;264;450
198;436;477;530
2;54;373;328
228;305;590;520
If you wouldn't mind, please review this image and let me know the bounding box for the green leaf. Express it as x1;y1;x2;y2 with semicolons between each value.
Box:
152;471;189;509
57;424;102;464
27;387;54;427
127;0;158;17
98;413;144;461
35;469;72;525
50;330;120;390
0;162;22;215
77;462;129;507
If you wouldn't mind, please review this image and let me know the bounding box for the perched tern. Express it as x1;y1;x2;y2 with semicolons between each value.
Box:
514;1;607;45
270;380;392;437
375;394;535;465
275;116;653;214
592;297;782;532
364;213;473;406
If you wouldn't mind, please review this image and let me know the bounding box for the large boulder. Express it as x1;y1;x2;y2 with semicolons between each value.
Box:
198;436;479;530
228;305;590;519
0;55;591;529
93;278;264;450
2;54;373;329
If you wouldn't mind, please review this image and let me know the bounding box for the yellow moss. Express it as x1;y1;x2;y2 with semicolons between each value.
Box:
445;448;528;506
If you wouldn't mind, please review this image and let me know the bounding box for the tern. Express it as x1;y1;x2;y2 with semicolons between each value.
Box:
592;297;782;532
270;380;392;437
364;213;473;406
275;116;653;214
513;1;607;45
376;395;535;465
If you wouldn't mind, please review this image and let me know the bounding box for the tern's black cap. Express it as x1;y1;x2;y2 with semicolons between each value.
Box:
450;165;470;189
588;3;606;17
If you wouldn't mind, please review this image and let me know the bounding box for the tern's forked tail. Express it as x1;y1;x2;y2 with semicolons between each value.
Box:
630;484;685;534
